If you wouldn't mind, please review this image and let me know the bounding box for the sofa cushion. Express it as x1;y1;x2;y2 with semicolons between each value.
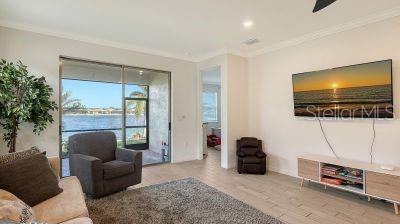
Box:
61;217;93;224
243;156;262;164
0;153;63;206
33;176;89;224
0;189;19;201
0;190;35;223
103;160;134;180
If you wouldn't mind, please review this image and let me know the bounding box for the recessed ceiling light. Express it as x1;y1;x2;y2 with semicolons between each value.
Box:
243;20;253;28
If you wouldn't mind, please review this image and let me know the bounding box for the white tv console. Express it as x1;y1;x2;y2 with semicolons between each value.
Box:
298;154;400;214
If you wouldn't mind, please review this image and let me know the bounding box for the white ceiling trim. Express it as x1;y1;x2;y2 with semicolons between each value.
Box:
193;48;248;62
247;7;400;58
0;19;197;62
194;48;229;62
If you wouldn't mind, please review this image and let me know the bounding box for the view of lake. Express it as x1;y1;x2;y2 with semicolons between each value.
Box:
62;114;146;141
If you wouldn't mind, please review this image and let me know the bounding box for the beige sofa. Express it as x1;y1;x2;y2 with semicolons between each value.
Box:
31;157;92;224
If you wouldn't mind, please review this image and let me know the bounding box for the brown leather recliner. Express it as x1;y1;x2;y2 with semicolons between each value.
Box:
237;137;266;174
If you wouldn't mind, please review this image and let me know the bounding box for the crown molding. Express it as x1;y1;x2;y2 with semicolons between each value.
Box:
193;48;249;62
0;19;198;62
193;48;229;62
247;7;400;57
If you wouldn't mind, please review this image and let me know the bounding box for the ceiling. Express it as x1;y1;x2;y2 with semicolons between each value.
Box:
1;0;400;61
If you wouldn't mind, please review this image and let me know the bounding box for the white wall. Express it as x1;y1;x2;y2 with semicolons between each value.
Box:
0;26;198;163
226;54;248;168
248;17;400;177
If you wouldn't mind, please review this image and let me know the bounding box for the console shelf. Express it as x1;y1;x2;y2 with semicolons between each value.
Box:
298;154;400;215
320;172;364;184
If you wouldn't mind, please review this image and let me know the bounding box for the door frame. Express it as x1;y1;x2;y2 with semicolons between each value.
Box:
198;65;224;162
123;86;150;150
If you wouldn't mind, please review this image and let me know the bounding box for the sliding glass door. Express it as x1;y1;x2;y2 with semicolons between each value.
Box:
60;58;171;177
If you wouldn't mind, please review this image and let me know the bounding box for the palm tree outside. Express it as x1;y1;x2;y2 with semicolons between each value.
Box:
61;88;84;113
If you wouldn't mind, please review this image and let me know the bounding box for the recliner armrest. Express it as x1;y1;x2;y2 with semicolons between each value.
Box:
237;151;245;157
255;151;267;158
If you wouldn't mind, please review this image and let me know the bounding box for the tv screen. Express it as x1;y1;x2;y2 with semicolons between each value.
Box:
292;60;393;118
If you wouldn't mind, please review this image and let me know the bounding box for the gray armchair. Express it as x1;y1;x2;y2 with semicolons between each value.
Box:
68;131;142;198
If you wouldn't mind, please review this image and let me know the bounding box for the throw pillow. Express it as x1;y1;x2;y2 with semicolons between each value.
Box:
0;190;35;223
0;148;41;165
0;153;63;206
0;189;19;201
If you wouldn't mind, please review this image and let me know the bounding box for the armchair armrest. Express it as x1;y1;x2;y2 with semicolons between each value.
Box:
116;148;142;183
255;151;267;158
115;148;141;163
69;154;103;197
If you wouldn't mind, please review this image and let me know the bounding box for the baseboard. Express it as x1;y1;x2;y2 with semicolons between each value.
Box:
268;165;295;177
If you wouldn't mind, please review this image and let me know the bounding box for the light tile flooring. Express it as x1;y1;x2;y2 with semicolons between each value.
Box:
135;149;400;224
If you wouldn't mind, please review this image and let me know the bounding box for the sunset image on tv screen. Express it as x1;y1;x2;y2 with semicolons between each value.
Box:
292;60;393;118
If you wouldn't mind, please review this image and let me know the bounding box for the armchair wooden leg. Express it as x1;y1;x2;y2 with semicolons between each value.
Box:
367;196;371;202
300;178;304;189
394;203;399;215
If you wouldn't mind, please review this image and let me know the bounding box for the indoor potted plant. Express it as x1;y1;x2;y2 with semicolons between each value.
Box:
0;59;58;153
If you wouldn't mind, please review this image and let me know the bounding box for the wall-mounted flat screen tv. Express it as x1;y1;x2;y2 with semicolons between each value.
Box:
292;60;393;118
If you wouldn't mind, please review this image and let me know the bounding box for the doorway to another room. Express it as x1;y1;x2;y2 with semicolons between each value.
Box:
59;57;171;177
201;67;221;163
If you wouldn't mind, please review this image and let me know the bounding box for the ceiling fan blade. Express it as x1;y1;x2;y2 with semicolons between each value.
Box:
313;0;337;13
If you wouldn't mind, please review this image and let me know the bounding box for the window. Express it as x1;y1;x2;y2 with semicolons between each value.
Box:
202;91;218;122
61;79;123;160
61;58;172;177
124;84;149;150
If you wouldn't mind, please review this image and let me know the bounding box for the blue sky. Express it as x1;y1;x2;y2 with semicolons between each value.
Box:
62;79;143;108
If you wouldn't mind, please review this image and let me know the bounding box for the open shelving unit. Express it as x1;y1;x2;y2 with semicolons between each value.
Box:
320;163;364;194
298;154;400;215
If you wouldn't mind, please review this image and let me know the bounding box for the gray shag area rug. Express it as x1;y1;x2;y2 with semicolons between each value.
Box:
86;178;284;224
